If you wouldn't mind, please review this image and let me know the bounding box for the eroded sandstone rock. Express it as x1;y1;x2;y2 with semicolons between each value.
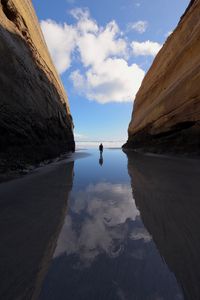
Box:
0;0;75;172
124;0;200;155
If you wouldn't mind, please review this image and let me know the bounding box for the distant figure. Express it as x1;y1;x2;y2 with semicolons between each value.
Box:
99;144;104;166
99;143;103;153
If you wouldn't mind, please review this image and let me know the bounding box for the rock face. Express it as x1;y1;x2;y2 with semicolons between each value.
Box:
124;0;200;154
0;0;75;171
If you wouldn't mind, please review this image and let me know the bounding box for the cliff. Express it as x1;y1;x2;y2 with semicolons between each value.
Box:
124;0;200;154
125;151;200;300
0;0;75;172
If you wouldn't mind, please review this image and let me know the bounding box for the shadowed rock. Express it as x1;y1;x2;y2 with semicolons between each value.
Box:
125;150;200;300
0;0;75;173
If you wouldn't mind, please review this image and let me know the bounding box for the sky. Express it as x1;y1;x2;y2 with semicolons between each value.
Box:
32;0;190;143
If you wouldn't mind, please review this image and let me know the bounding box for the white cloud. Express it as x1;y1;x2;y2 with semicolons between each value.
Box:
70;7;89;20
40;19;77;74
70;70;84;88
77;20;127;67
70;59;144;103
70;9;144;103
41;8;146;103
128;21;148;34
131;40;162;57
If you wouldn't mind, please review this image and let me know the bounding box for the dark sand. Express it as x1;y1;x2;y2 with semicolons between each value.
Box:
125;150;200;300
1;149;200;300
0;152;89;300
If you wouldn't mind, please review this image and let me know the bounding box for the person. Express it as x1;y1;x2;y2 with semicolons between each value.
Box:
99;143;103;152
99;143;103;166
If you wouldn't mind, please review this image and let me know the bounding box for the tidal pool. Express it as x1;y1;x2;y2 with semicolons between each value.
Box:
39;148;200;300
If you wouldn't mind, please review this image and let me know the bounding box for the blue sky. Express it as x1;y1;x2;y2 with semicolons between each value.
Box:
32;0;189;143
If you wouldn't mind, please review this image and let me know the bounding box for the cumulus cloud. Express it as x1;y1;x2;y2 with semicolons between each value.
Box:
70;59;144;103
128;21;148;34
131;40;162;57
40;19;77;74
41;8;146;103
76;20;127;67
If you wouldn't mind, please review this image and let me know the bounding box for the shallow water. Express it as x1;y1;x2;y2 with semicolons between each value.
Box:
39;149;192;300
1;148;200;299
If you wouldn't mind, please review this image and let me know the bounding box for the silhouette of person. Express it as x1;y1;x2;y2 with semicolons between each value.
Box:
99;143;103;152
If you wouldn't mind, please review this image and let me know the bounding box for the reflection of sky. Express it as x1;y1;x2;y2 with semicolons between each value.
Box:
54;182;151;264
40;149;183;300
73;149;130;186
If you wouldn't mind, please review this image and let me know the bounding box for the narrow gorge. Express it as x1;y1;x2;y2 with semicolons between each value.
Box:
1;1;200;299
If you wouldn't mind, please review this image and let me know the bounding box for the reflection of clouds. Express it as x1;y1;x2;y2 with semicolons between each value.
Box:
54;182;151;264
72;183;139;224
129;227;152;242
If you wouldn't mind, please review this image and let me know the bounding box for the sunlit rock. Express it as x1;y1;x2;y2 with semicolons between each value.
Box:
124;0;200;154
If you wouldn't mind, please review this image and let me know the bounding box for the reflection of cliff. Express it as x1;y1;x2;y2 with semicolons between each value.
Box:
125;150;200;300
0;160;74;300
0;0;74;171
124;0;200;154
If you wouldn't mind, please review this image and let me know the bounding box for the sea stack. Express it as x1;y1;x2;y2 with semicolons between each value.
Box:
124;0;200;155
0;0;75;171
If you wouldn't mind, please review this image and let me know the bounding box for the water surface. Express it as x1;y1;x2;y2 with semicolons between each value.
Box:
39;149;190;300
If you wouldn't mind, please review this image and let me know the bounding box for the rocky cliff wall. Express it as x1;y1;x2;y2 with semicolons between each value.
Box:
0;0;75;172
124;0;200;155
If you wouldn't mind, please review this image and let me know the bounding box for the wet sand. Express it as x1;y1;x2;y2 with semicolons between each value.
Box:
126;150;200;300
0;152;89;300
1;149;200;299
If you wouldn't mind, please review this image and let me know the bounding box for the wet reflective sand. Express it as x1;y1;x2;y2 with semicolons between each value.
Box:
39;149;193;300
126;151;200;300
1;149;200;300
0;158;74;300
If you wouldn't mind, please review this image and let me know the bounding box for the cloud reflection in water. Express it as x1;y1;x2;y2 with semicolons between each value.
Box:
54;182;151;265
40;150;184;300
